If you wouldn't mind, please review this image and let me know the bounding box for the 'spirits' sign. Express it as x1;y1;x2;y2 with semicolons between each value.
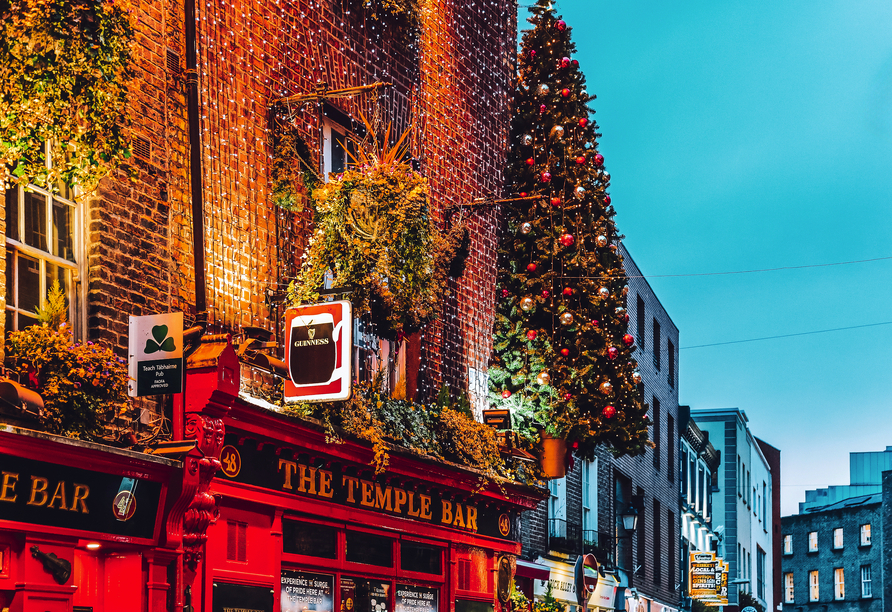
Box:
128;312;183;397
0;452;162;539
689;552;728;605
218;436;514;539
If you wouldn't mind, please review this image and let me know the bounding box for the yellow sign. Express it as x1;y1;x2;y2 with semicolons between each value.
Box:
689;552;728;605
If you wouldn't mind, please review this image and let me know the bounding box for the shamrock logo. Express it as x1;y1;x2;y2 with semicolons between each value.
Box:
145;325;176;354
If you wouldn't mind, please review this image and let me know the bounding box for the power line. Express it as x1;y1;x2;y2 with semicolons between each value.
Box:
637;255;892;279
681;321;892;350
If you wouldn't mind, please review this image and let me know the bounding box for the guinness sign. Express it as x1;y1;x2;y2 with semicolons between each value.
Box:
284;301;352;402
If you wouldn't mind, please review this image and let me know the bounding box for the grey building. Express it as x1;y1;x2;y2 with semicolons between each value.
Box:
781;493;882;612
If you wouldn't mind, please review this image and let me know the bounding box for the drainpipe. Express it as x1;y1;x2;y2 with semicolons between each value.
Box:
185;0;207;317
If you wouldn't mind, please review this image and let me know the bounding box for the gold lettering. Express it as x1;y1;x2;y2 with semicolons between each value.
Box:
453;503;466;528
441;500;453;524
393;488;407;514
71;484;90;513
466;506;478;532
419;494;432;520
0;472;18;502
407;492;421;517
318;470;334;498
375;484;393;511
298;465;317;495
48;480;68;510
27;476;49;506
279;459;298;490
360;481;375;507
343;476;359;503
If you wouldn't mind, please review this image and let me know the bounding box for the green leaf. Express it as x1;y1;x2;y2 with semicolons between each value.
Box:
151;325;168;344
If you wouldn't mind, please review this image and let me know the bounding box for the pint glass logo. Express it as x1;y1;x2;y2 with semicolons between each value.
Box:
284;301;353;402
112;491;137;521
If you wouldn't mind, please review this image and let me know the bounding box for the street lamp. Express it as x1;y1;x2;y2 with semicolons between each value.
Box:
616;506;639;593
620;506;639;533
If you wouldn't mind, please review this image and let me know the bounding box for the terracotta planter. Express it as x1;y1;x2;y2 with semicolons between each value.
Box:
539;433;568;479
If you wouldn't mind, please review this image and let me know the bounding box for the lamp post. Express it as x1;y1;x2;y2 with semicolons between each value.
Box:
617;506;639;591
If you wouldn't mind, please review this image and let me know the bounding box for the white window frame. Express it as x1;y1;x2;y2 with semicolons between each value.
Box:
860;565;872;598
809;570;819;602
549;477;567;522
4;142;84;335
784;572;794;603
321;116;351;181
808;531;818;552
860;524;871;546
783;534;792;555
834;568;844;600
833;527;843;549
582;458;598;533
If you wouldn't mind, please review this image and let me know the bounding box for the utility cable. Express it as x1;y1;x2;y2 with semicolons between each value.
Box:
682;321;892;350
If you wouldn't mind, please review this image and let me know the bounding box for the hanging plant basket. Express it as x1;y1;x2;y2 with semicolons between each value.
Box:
538;431;568;479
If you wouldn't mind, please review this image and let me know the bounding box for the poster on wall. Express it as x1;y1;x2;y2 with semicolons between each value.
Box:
284;301;352;402
341;577;390;612
281;570;334;612
395;585;438;612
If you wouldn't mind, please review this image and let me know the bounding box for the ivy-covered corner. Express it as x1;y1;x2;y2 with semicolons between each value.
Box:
0;0;135;193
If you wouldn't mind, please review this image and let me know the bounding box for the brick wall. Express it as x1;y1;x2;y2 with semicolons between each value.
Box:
781;501;883;612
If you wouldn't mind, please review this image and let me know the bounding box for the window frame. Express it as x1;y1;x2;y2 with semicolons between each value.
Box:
4;144;84;335
860;565;872;599
784;572;794;603
860;524;871;546
809;570;819;602
808;531;818;552
833;527;843;549
833;567;844;600
783;534;792;555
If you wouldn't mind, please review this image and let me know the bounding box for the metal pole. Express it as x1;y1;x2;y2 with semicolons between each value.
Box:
185;0;207;317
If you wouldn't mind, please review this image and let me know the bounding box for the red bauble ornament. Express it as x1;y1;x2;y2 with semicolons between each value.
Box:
501;389;512;399
607;346;619;360
560;56;570;68
594;153;604;167
578;118;588;128
591;319;599;328
561;88;570;97
519;192;529;198
550;196;562;207
501;289;509;297
602;405;617;419
526;330;537;341
560;348;570;357
526;263;537;273
622;313;630;323
571;59;579;67
530;50;536;59
540;104;547;113
563;392;573;401
575;155;586;165
560;233;575;247
525;158;535;167
623;334;635;347
556;19;566;30
604;194;611;205
541;290;550;298
540;171;551;182
562;287;573;296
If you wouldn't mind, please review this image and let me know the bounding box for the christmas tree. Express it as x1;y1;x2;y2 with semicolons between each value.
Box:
488;0;650;460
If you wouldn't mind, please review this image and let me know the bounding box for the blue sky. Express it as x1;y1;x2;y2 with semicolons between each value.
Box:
529;0;892;515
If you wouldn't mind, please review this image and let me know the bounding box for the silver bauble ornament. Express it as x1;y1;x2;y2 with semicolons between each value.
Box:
615;306;625;315
599;381;613;395
622;285;629;296
632;371;642;384
522;134;533;146
551;125;565;139
536;370;551;385
603;171;611;182
537;84;550;96
520;222;532;235
598;287;610;299
575;186;586;199
520;297;535;311
596;235;608;248
559;312;574;326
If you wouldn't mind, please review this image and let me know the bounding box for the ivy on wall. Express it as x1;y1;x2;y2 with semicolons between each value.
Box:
0;0;135;192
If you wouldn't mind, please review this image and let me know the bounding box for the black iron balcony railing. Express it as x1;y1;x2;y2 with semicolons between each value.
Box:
582;530;616;565
547;519;581;554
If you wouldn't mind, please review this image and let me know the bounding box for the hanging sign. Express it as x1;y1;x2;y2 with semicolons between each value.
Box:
284;301;352;402
128;312;183;397
689;552;728;605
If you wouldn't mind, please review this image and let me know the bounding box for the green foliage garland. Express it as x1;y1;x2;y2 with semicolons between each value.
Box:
269;110;318;211
289;124;464;339
487;0;650;460
0;0;134;192
350;0;420;37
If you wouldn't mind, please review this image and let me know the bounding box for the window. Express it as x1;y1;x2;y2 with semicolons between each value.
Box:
834;568;844;600
861;565;872;598
762;482;767;528
652;397;661;470
636;487;646;579
652;499;662;585
667;414;675;483
549;477;567;521
667;510;675;588
636;295;645;346
809;570;819;602
833;527;843;549
322;114;354;179
345;531;393;567
860;524;871;545
783;534;792;555
400;542;442;574
757;548;766;600
652;318;661;369
667;338;675;387
283;519;337;558
582;459;598;532
680;447;688;499
784;573;794;603
5;143;80;331
808;531;818;552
